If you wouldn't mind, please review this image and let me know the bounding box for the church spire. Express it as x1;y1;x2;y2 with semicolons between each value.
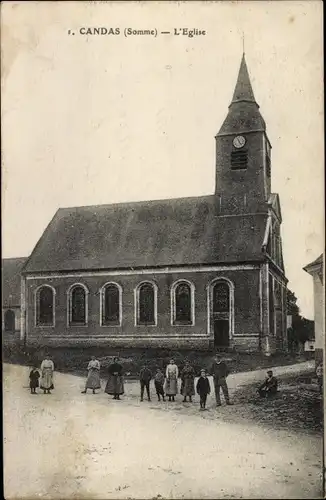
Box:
231;53;257;105
217;53;265;136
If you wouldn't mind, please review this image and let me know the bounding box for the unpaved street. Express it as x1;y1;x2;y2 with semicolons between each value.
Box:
4;363;323;499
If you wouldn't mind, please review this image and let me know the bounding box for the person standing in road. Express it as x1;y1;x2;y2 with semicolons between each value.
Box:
154;368;165;401
29;366;40;394
210;353;233;406
40;355;55;394
105;357;124;400
196;369;211;410
139;362;152;402
81;356;101;394
165;359;179;402
180;360;195;402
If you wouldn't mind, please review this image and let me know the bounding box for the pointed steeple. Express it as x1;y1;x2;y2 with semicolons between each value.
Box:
231;53;257;105
217;53;265;136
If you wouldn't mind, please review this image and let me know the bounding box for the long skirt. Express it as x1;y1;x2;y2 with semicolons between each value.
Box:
165;377;178;396
29;379;39;389
155;381;165;396
40;369;54;390
181;378;195;396
105;375;124;395
85;369;101;390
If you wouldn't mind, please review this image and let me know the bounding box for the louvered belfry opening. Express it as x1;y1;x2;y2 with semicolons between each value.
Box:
231;149;248;170
266;154;271;177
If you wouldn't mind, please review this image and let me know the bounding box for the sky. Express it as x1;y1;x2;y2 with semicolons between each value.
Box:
2;1;324;319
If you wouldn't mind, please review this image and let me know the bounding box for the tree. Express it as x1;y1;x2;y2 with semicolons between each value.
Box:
287;289;300;316
287;289;314;352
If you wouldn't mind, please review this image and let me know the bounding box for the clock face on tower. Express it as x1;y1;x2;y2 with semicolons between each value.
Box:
233;135;246;149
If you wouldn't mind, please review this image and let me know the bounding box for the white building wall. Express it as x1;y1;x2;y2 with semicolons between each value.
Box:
313;274;324;351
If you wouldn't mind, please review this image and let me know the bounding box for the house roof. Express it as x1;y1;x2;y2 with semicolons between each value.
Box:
2;257;26;306
22;195;268;273
303;254;324;275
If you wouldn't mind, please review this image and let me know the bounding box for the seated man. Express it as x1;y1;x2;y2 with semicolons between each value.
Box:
258;370;278;398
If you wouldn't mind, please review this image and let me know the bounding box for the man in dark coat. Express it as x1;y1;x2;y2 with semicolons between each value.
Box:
258;370;278;398
139;363;152;402
210;353;233;406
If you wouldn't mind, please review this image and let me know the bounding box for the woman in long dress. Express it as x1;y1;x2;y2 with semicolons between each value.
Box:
165;359;179;402
81;356;101;394
181;361;195;402
40;355;54;394
105;357;124;400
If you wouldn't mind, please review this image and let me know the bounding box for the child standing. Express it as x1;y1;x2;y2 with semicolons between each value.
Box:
29;367;40;394
139;363;152;402
154;368;165;401
196;369;211;410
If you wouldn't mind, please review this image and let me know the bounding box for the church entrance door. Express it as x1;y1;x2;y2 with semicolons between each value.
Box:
210;280;232;348
213;319;229;348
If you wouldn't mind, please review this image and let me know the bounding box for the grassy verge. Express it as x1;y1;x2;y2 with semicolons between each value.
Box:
3;342;312;379
232;371;323;434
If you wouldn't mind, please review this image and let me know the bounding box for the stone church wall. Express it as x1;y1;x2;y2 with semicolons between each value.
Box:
24;267;262;351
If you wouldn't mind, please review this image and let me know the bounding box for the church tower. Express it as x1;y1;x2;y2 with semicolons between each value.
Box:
215;54;272;214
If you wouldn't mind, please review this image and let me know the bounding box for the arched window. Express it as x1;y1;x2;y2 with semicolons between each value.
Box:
213;282;230;313
171;281;194;325
4;309;15;331
101;283;121;326
68;284;88;326
136;282;157;326
36;286;55;326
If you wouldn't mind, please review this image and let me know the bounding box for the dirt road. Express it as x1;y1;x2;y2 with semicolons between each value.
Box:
4;362;323;499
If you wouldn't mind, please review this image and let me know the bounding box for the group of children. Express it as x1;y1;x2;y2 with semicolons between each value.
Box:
142;366;211;410
29;358;212;410
29;356;288;410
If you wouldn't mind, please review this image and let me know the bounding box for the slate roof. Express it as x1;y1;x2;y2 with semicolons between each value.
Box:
2;257;26;306
22;195;268;273
22;55;271;275
231;53;256;104
303;254;324;274
218;54;266;136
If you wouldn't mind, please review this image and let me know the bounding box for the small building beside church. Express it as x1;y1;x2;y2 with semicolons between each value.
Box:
304;254;324;365
2;258;26;342
20;54;288;354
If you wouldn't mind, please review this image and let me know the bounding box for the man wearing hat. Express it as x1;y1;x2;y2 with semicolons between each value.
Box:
209;353;233;406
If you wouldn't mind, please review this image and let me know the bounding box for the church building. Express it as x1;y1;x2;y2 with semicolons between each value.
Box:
20;54;288;354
